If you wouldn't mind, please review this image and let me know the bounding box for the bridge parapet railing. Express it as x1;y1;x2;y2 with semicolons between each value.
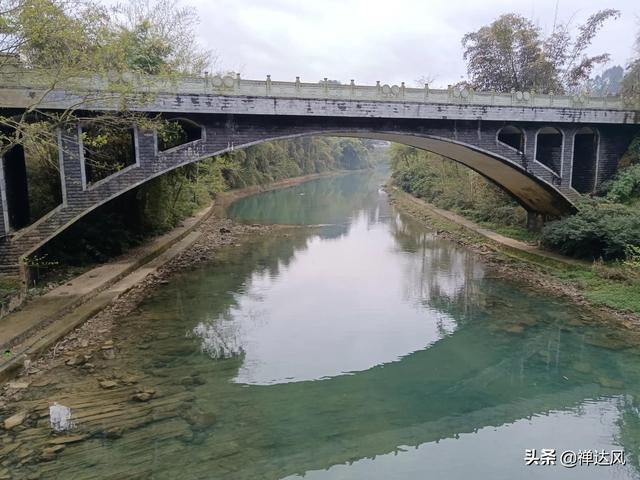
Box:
0;68;629;111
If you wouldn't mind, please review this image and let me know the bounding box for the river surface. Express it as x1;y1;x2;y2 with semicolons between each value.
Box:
4;169;640;479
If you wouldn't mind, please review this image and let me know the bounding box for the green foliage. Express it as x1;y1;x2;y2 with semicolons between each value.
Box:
625;244;640;270
462;10;619;93
541;199;640;260
389;144;526;228
157;120;189;151
81;123;135;184
119;19;171;74
617;135;640;170
601;164;640;205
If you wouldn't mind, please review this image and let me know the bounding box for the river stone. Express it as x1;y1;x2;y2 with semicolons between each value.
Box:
7;381;30;390
597;376;625;389
48;434;87;445
99;380;118;389
81;363;95;373
104;427;123;439
4;411;27;430
571;361;592;374
66;354;91;367
121;375;139;385
502;324;525;334
0;442;20;456
30;377;53;388
102;349;116;360
184;410;217;431
131;392;153;402
40;444;65;462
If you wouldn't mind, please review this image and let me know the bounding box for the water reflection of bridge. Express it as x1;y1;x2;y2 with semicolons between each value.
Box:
182;318;615;478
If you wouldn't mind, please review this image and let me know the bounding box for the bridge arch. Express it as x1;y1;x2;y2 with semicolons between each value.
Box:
1;123;579;275
570;127;600;194
157;117;205;153
497;125;525;154
534;127;564;177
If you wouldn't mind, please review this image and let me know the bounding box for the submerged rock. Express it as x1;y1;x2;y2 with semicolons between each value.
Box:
3;411;27;430
48;434;87;445
571;361;592;374
40;444;65;462
183;409;217;431
131;386;156;402
7;381;30;390
99;380;118;389
102;349;116;360
104;427;123;439
597;376;625;389
131;392;153;402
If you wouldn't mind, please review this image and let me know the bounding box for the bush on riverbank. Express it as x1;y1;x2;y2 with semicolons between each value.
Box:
541;199;640;261
601;163;640;206
540;158;640;261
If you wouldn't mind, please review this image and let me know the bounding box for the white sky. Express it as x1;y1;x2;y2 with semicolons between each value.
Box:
190;0;639;87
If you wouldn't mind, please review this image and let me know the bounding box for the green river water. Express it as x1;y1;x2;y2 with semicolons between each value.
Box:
3;169;640;479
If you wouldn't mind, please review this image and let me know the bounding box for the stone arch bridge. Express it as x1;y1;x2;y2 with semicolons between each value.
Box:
0;73;639;276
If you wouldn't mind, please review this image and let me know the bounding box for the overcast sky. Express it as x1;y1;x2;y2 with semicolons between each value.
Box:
190;0;638;87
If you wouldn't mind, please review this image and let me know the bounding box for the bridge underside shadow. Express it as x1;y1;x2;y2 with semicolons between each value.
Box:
0;114;634;276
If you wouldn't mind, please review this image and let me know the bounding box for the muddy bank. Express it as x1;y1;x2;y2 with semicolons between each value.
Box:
387;186;640;335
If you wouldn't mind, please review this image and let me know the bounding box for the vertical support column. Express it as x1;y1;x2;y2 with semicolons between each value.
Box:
0;156;10;236
135;127;157;172
58;124;85;206
560;127;576;190
526;211;545;232
522;127;537;172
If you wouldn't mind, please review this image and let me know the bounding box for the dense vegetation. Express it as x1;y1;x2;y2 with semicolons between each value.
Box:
541;164;640;261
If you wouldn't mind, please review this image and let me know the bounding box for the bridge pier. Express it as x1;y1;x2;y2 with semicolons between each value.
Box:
526;211;546;233
59;125;86;201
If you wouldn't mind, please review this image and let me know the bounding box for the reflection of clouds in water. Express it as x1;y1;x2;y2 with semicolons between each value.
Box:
192;306;271;359
390;212;485;307
225;214;465;385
